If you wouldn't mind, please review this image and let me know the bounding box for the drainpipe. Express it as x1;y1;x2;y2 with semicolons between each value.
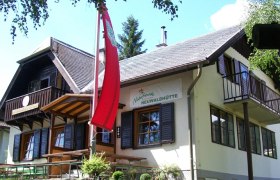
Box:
187;63;202;180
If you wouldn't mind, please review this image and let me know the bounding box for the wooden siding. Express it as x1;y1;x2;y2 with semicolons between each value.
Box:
4;87;66;121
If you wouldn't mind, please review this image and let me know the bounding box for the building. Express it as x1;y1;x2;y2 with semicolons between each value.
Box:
0;111;11;164
1;26;280;179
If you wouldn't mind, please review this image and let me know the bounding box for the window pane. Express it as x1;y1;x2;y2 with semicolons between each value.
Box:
267;131;273;157
250;124;256;153
136;107;160;147
237;119;246;150
140;113;150;122
54;129;64;148
210;107;220;143
262;128;268;156
220;111;228;145
24;134;34;161
255;126;261;154
228;115;234;147
272;133;277;158
139;133;149;145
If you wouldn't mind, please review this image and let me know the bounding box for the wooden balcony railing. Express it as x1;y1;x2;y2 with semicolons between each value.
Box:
223;71;280;114
4;87;67;121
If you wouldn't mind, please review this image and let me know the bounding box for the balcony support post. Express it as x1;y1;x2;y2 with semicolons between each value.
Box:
243;102;253;180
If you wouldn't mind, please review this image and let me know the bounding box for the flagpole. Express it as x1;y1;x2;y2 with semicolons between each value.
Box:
89;8;101;158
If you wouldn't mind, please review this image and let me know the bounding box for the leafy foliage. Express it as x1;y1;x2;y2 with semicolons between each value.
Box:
117;15;147;60
112;170;124;180
153;164;182;180
81;153;110;177
0;0;181;43
244;0;280;88
140;173;152;180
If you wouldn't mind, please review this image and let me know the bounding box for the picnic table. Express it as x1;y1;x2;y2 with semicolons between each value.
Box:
42;149;90;178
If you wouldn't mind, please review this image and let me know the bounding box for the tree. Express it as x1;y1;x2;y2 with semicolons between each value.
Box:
117;15;147;60
244;0;280;89
0;0;182;42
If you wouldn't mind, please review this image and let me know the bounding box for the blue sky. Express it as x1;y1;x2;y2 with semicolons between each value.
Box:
0;0;249;99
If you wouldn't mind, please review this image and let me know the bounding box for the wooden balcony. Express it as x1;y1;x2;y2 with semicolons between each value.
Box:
223;72;280;124
4;87;66;123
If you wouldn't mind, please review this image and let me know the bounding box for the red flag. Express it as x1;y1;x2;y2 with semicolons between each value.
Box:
90;6;120;130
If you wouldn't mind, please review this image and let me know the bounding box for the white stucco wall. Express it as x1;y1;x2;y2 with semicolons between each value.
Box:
193;48;280;179
116;72;193;178
0;128;10;163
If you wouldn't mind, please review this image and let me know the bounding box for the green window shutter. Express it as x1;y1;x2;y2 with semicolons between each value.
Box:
160;102;175;144
121;111;134;149
64;124;74;149
75;123;86;150
13;134;21;162
33;130;41;159
40;128;49;157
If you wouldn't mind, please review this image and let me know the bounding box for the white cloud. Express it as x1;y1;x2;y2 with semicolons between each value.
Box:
211;0;250;30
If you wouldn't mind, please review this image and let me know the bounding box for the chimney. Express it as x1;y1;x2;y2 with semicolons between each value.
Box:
156;26;167;47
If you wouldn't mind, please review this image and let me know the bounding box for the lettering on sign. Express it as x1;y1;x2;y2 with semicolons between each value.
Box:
12;103;39;115
130;79;182;108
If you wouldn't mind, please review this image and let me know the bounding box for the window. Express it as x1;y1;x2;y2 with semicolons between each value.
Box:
135;107;160;146
121;103;175;149
23;133;35;161
53;123;86;150
28;77;50;93
96;127;114;146
13;129;49;162
210;106;235;147
236;118;261;154
54;128;64;148
217;55;248;84
262;128;277;158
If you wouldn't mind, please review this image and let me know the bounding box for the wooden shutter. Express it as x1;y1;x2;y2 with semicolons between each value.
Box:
217;55;226;76
33;130;41;159
75;123;86;150
160;102;175;144
64;124;74;149
121;111;133;149
40;128;49;157
13;134;21;162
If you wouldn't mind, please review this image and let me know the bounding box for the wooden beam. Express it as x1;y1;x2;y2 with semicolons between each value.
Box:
48;114;55;162
48;109;75;119
70;104;90;116
118;103;126;109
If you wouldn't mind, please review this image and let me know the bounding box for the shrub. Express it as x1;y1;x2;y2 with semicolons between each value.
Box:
162;164;181;178
112;170;124;180
81;153;110;178
153;164;182;180
140;173;152;180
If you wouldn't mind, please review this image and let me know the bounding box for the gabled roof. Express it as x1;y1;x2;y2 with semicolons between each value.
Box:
82;26;244;92
0;38;95;109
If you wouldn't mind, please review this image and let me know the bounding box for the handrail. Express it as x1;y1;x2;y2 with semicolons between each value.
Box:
4;86;68;121
223;71;280;114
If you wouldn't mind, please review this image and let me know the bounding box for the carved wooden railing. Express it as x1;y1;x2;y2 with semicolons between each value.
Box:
223;71;280;114
4;87;67;121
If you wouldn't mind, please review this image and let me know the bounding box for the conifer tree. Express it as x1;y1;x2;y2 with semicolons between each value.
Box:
117;16;147;60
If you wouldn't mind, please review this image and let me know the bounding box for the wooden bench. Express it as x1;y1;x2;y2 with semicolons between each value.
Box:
46;159;82;178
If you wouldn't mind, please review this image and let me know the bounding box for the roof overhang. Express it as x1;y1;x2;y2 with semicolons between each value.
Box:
41;94;92;119
41;93;126;119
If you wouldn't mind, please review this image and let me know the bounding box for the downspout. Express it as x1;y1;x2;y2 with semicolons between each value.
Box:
187;63;202;180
